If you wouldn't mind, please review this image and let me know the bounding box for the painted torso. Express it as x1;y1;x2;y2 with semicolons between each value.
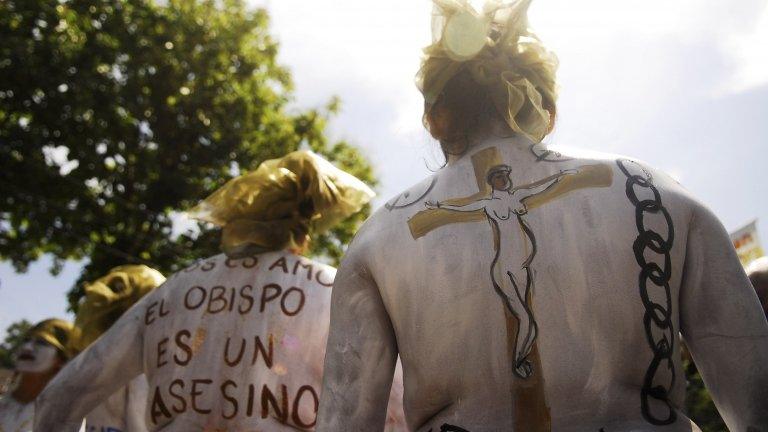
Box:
485;192;532;265
36;249;406;432
85;376;149;432
140;251;338;430
328;138;768;431
0;396;33;432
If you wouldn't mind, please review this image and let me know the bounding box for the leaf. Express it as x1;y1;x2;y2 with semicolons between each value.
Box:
0;0;375;311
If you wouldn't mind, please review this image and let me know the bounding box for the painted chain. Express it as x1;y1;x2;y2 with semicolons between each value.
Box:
617;159;677;426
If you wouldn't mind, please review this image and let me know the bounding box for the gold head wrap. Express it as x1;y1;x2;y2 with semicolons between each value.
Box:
189;150;376;257
27;318;75;360
72;265;165;352
417;0;558;143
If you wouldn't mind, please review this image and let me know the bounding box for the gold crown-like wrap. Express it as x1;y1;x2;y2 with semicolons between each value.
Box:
417;0;558;143
189;150;376;257
28;318;75;360
72;265;165;352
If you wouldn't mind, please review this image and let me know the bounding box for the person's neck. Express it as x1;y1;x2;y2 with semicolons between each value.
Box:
445;126;534;167
11;370;57;404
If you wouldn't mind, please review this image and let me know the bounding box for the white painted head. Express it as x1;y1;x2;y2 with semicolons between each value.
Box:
13;338;60;374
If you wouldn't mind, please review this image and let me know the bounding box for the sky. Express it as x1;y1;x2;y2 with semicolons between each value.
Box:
2;0;767;338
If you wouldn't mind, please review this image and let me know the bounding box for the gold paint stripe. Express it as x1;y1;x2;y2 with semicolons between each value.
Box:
408;209;486;239
443;147;502;206
407;147;501;239
505;298;551;431
523;164;613;211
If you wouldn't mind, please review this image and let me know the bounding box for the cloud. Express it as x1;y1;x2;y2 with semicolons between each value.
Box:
529;0;768;96
720;2;768;94
251;0;768;230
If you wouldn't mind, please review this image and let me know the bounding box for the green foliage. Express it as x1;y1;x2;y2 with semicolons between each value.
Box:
0;0;376;311
684;359;726;432
0;320;32;369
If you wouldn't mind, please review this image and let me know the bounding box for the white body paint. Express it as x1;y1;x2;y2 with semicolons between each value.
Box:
0;395;34;432
317;136;768;431
13;341;58;374
2;341;73;432
35;250;405;431
84;376;149;432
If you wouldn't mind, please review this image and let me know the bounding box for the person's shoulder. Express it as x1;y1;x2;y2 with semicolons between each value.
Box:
289;250;337;277
0;393;26;413
551;145;702;211
380;174;440;216
246;250;337;288
158;253;229;286
362;173;441;242
341;212;384;266
0;394;13;409
335;175;437;270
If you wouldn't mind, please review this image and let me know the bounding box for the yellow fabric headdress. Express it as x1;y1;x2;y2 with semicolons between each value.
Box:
189;150;376;258
72;265;165;352
417;0;558;143
28;318;75;360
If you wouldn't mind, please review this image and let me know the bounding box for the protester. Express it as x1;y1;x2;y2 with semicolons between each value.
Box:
0;369;13;396
35;150;406;431
72;264;166;432
0;318;74;432
746;256;768;318
317;0;768;430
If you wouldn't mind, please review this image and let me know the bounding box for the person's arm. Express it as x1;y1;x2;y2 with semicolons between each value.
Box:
679;203;768;430
125;374;150;431
521;164;613;211
426;199;488;212
513;169;577;195
317;247;398;431
35;301;146;432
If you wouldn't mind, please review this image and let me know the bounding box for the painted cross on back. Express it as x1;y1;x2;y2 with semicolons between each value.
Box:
408;146;613;431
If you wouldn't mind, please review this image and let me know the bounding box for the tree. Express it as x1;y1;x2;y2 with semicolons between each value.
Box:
0;320;32;369
0;0;375;310
684;359;727;432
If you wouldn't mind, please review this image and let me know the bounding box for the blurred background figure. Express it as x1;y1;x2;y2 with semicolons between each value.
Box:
35;151;406;431
747;256;768;318
71;264;165;432
0;369;13;396
0;318;73;432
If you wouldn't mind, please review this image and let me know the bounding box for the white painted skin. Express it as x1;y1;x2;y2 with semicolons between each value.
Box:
84;375;149;432
424;167;581;379
316;135;768;431
0;395;35;432
34;250;406;432
1;341;60;432
13;339;58;374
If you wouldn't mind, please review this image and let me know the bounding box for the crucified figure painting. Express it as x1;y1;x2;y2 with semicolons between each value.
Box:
425;165;577;379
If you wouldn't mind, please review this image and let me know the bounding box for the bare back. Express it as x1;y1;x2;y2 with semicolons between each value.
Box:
36;250;406;431
317;137;768;432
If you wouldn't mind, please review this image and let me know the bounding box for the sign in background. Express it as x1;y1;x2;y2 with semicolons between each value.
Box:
730;220;765;267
